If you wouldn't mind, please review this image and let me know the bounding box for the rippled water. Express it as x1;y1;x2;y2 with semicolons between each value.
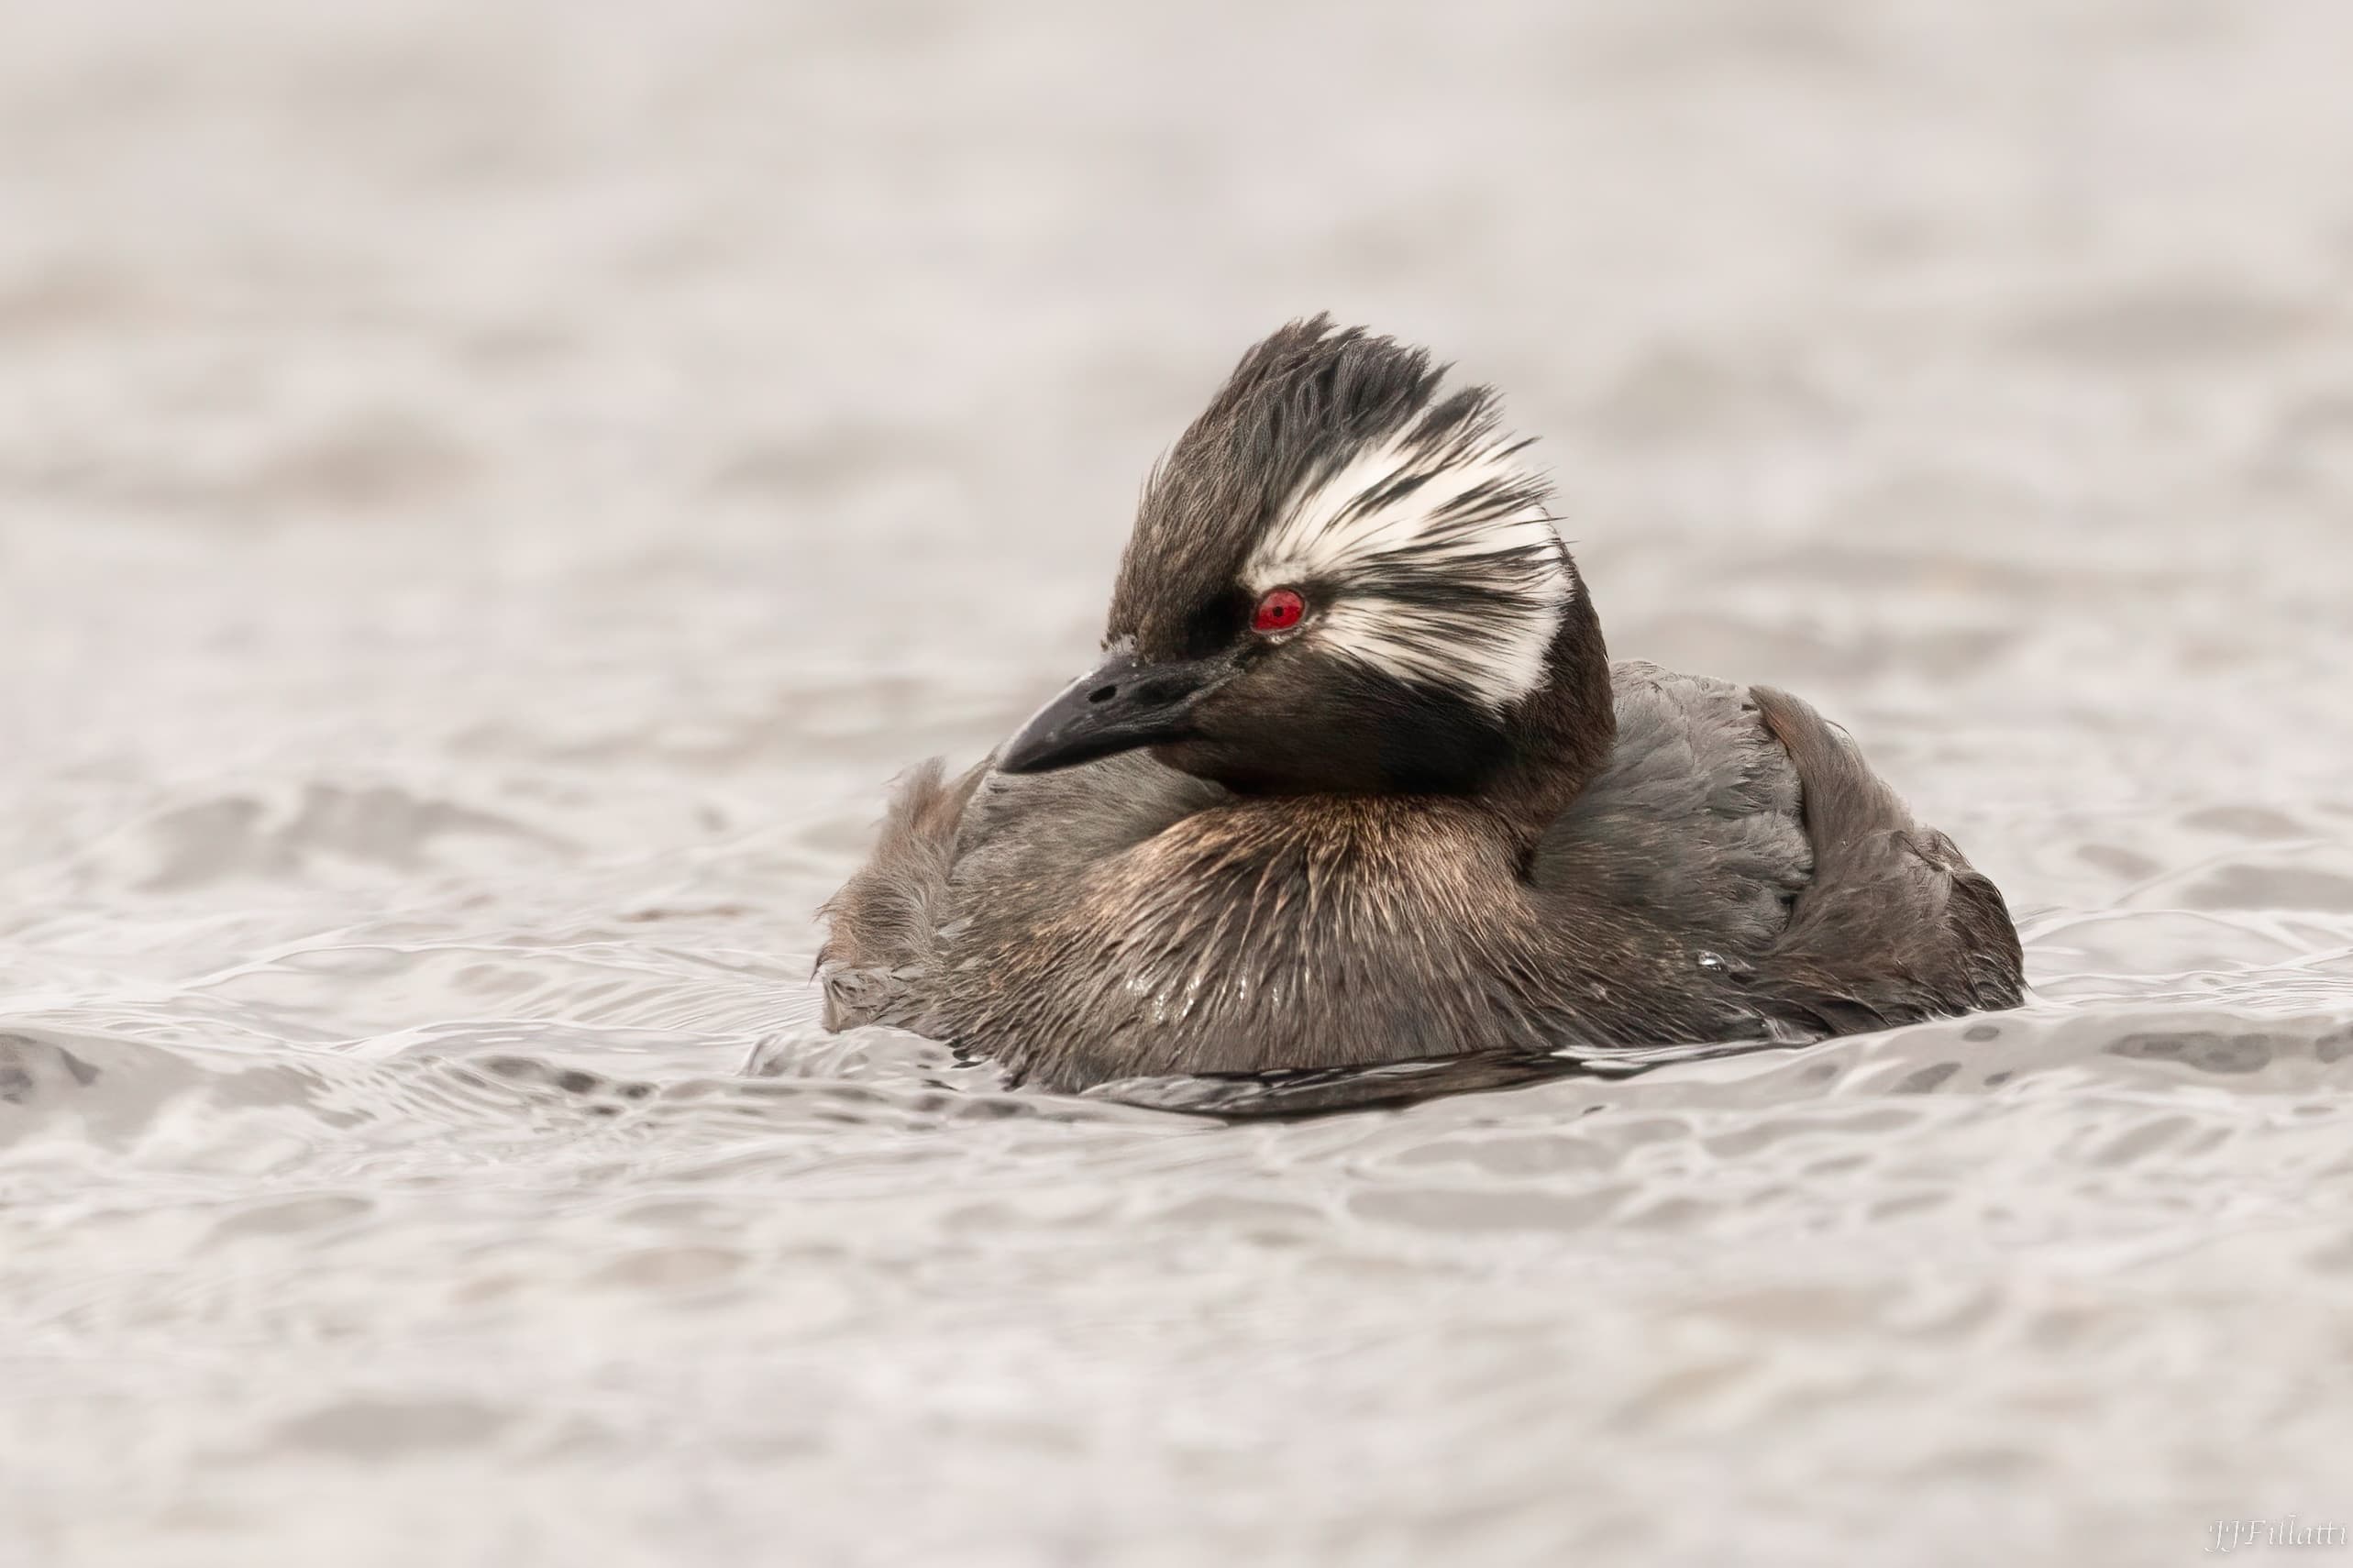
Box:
7;2;2353;1563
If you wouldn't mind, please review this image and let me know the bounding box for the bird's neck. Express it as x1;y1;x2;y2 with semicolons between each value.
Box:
1477;587;1616;850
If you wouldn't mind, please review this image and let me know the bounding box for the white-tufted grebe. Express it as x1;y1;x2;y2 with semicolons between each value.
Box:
817;317;2023;1094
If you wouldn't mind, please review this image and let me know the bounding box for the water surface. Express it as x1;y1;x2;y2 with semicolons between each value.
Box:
6;2;2353;1563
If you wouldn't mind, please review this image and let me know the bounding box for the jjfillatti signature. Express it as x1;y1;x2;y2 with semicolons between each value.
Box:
2210;1518;2350;1553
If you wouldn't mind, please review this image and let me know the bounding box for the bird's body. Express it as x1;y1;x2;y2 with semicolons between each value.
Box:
817;319;2023;1093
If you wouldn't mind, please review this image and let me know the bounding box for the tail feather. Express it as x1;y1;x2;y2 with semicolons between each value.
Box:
1748;687;2025;1032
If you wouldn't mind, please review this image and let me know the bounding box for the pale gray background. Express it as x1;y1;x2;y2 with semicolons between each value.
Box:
5;3;2352;1565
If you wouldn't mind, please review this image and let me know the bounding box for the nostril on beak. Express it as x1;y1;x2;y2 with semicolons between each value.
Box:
1087;684;1118;704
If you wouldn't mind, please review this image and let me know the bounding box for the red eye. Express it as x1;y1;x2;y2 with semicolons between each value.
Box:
1251;587;1306;634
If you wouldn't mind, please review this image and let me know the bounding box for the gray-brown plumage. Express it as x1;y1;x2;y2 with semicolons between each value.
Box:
817;317;2024;1094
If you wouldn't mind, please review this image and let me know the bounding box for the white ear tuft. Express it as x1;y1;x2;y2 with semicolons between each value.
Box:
1243;414;1570;710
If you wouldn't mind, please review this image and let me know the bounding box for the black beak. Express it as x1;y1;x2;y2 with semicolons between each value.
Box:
998;647;1230;775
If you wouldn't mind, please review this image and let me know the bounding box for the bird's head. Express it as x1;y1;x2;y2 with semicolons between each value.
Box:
1002;316;1612;810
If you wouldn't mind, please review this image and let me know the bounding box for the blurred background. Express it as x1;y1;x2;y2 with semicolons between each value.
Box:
5;2;2353;1565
